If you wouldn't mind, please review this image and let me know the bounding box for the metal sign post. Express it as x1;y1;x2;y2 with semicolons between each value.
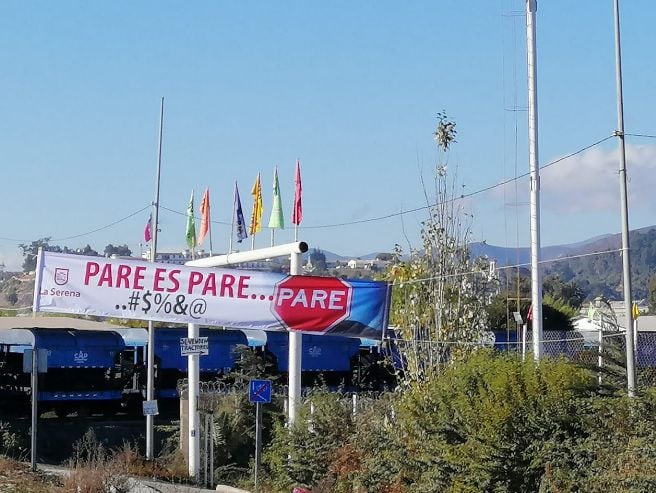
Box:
31;349;38;472
249;379;271;491
26;348;47;472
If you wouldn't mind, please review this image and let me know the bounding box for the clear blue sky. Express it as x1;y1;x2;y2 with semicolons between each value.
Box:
1;0;654;270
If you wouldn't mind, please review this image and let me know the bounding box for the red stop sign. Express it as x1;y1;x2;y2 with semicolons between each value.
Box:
271;276;353;333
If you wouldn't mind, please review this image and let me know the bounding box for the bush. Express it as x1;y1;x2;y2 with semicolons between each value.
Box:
64;429;131;493
262;352;656;492
0;421;26;458
391;351;597;492
264;390;354;491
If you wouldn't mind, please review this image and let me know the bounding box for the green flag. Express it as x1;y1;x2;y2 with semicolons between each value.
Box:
186;190;196;249
268;167;284;229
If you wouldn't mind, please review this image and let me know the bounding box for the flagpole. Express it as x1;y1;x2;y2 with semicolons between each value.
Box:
146;96;164;461
292;159;302;242
526;0;543;360
229;181;236;253
208;217;213;257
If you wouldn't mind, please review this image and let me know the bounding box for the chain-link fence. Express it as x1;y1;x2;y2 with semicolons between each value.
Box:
513;330;656;388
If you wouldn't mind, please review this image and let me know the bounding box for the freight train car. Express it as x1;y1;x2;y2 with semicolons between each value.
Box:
0;328;127;417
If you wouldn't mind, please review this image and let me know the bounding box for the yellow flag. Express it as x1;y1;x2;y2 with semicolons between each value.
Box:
249;173;263;235
632;302;640;320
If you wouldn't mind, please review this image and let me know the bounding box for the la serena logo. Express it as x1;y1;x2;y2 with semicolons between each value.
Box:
54;268;69;286
43;266;81;298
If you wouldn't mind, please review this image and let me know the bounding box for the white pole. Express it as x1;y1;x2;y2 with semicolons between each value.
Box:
288;251;302;426
597;317;604;386
209;416;214;489
613;0;636;396
184;241;309;428
204;412;210;486
634;318;638;359
526;0;543;361
146;97;164;460
188;323;200;479
186;242;308;268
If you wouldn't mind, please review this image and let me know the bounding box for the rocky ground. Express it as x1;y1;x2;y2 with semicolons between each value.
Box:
0;271;35;311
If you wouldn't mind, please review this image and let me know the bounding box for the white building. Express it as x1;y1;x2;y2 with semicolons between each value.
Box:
141;250;211;264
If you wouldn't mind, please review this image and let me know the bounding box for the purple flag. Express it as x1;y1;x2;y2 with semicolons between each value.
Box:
234;182;248;243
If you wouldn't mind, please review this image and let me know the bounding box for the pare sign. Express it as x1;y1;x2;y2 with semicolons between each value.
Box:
272;276;352;333
34;251;391;339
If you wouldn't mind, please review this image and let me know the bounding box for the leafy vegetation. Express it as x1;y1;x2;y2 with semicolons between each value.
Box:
260;351;656;493
17;237;132;272
384;114;495;383
546;228;656;300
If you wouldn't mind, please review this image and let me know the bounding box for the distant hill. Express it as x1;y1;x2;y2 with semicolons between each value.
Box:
314;249;388;262
471;226;656;300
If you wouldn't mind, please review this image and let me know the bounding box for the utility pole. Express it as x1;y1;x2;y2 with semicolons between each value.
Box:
613;0;636;396
526;0;543;360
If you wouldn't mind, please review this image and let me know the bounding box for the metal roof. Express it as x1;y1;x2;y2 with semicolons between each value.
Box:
0;316;124;330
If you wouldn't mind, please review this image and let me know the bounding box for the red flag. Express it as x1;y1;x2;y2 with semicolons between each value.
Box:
144;214;152;243
198;188;211;245
292;159;303;225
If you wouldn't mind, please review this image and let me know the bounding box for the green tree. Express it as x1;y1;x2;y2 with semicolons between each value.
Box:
5;286;18;306
485;293;575;331
385;114;495;383
308;248;327;273
103;244;132;258
543;275;585;309
649;275;656;313
18;237;58;272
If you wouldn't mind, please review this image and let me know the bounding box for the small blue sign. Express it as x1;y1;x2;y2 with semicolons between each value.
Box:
249;379;272;404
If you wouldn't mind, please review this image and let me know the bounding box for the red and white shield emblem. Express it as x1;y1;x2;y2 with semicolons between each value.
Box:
54;268;69;286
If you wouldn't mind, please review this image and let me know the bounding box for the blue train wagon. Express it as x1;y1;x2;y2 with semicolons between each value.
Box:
265;331;362;388
0;328;126;417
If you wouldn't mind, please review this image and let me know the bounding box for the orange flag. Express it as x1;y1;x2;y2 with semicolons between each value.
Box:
198;188;211;245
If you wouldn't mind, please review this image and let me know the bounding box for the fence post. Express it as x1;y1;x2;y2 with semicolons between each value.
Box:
308;401;314;433
598;328;603;387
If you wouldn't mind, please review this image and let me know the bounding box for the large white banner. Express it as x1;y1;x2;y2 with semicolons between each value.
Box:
33;251;390;338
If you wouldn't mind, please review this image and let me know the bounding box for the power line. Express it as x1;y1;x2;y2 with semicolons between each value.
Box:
0;132;645;245
157;135;619;232
159;205;231;226
299;135;615;230
0;205;152;243
395;248;622;286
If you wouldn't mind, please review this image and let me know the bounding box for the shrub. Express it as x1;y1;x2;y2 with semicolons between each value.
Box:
0;421;26;458
264;390;354;491
64;429;131;493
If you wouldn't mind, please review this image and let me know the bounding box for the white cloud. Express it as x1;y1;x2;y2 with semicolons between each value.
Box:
495;144;656;214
